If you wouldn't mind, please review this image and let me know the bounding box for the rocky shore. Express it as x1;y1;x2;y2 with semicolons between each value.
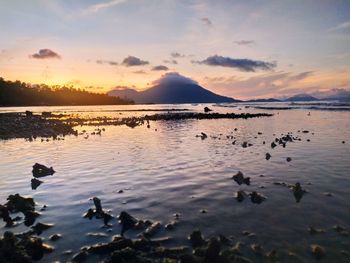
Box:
0;111;273;140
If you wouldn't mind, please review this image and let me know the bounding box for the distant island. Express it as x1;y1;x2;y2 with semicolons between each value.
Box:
283;94;318;102
0;77;133;106
108;72;240;104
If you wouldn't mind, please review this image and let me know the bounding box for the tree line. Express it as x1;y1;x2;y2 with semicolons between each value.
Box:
0;77;133;106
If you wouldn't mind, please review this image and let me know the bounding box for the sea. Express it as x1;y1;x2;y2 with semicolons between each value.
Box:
0;101;349;262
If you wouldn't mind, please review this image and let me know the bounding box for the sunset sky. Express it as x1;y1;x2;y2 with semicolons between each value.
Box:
1;0;350;99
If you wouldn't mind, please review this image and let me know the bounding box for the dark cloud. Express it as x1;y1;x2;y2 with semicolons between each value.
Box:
30;49;61;59
164;59;178;64
96;60;118;66
152;72;197;86
201;17;212;26
152;65;169;71
171;52;185;58
234;40;255;46
122;56;149;66
193;55;276;72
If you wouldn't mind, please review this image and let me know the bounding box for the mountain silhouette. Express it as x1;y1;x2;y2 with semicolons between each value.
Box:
108;72;239;104
284;94;318;102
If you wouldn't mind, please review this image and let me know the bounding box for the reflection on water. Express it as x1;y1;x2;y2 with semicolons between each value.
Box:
0;103;350;262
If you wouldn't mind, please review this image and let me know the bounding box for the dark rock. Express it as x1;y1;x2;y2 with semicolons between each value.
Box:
204;237;221;263
271;142;277;148
251;243;264;256
49;234;62;241
234;191;247;202
0;204;13;226
72;250;88;262
32;163;55;178
31;178;43;190
143;221;161;238
291;183;306;203
250;192;266;204
286;157;292;162
31;222;54;235
189;230;205;248
311;244;325;260
308;226;325;235
232;171;250;185
119;211;138;236
204;107;212;113
265;153;271;160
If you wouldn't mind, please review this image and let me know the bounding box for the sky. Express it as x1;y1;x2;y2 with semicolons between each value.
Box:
0;0;350;100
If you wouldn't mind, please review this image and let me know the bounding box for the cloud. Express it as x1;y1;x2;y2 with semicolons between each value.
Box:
152;72;197;86
330;20;350;31
152;65;169;71
164;59;178;64
133;70;147;74
83;0;127;14
202;71;313;99
201;17;212;26
96;60;118;66
30;49;61;59
194;55;276;72
234;40;256;46
171;52;185;58
122;56;149;66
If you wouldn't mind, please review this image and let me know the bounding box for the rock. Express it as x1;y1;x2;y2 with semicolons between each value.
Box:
232;242;243;255
25;110;33;117
266;153;271;160
204;107;212;113
49;233;62;241
189;230;205;248
308;226;325;235
251;243;264;256
84;197;113;225
0;204;13;226
266;249;277;262
232;171;250;185
286;157;292;162
250;192;266;204
143;221;161;238
311;244;325;260
234;191;247;202
200;209;207;214
6;194;35;214
32;163;55;178
271;142;277;148
204;237;221;263
291;182;306;203
323;192;333;197
24;211;40;227
333;224;347;233
31;222;54;235
118;211;138;236
302;130;309;133
165;221;176;230
72;250;88;262
92;197;103;215
31;178;43;190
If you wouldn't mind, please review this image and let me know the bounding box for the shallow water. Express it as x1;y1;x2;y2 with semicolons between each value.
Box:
1;103;350;262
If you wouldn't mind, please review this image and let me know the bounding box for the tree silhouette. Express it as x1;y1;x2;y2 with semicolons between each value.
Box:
0;77;133;106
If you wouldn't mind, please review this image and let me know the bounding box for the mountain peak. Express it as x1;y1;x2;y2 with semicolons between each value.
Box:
109;73;239;104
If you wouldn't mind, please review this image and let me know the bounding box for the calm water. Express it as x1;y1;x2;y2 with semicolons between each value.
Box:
1;103;350;262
